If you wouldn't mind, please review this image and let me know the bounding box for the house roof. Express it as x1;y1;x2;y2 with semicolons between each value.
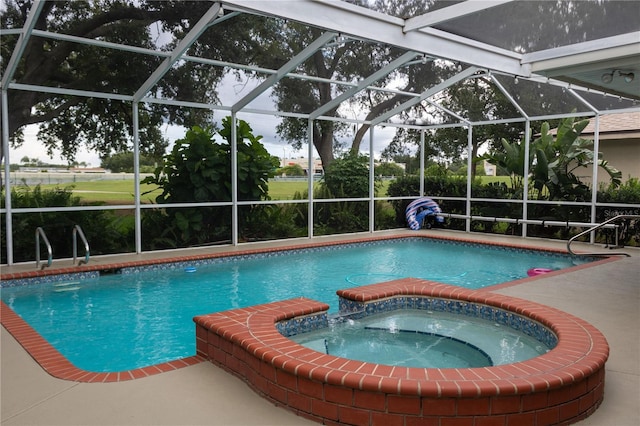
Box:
581;112;640;137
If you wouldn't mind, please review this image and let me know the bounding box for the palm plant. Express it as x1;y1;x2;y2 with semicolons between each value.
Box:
484;116;621;201
531;118;621;200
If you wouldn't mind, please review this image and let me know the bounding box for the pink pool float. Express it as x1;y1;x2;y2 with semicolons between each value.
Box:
527;267;553;276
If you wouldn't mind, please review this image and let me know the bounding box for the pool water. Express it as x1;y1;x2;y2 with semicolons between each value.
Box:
291;310;551;368
1;238;588;372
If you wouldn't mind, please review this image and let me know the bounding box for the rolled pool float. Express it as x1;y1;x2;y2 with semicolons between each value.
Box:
405;197;443;230
527;267;553;277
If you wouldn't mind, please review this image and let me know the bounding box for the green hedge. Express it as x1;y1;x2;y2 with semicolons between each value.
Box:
386;175;640;245
3;178;638;263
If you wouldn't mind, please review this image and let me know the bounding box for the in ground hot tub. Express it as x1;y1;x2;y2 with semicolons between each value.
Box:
194;279;608;426
289;308;554;369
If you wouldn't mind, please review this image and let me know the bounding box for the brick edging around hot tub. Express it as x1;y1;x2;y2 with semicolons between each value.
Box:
194;279;608;426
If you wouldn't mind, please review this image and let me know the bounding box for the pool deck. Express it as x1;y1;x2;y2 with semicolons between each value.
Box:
2;230;638;425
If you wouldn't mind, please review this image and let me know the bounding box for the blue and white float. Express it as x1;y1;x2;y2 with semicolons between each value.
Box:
405;197;444;230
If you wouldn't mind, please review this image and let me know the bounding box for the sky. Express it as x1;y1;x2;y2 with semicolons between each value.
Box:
8;73;400;167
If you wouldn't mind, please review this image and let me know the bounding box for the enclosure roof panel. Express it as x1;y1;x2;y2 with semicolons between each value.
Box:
219;0;639;102
2;0;638;126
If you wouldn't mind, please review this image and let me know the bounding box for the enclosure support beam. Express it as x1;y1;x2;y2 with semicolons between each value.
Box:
403;0;515;32
0;0;45;88
371;67;478;126
1;0;45;265
2;90;13;265
232;31;337;114
223;0;527;76
424;98;470;126
419;130;425;196
310;51;419;120
522;120;532;238
490;74;528;118
231;114;239;246
590;115;601;244
133;3;225;102
307;119;315;239
369;126;375;233
465;125;473;233
133;103;142;253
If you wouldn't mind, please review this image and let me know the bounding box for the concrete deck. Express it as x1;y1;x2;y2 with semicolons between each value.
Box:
2;231;638;425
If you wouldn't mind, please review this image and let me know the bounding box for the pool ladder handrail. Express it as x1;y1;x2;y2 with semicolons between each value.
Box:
73;224;90;265
567;214;640;257
35;227;53;270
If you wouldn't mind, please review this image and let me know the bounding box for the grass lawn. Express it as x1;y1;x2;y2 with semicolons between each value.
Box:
33;179;318;203
268;180;315;199
31;180;159;204
33;176;510;204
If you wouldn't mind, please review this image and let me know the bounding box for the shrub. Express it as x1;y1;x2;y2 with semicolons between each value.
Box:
386;175;468;226
375;162;405;177
277;164;306;177
322;153;376;199
1;185;130;263
140;118;276;248
596;178;640;246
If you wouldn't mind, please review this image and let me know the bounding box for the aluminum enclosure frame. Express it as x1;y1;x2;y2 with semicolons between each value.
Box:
1;0;639;265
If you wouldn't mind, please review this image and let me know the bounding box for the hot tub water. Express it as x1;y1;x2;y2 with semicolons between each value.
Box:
291;310;552;368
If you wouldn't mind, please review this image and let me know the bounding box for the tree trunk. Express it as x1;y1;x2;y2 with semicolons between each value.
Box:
313;123;334;171
350;91;412;154
470;138;479;179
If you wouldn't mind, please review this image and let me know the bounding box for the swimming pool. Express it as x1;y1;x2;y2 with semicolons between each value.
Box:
1;237;592;372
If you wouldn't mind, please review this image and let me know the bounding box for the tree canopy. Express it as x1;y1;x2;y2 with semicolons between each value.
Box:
3;0;634;172
0;0;264;164
31;0;450;171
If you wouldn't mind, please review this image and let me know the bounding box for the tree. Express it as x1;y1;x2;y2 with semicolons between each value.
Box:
101;152;157;173
278;164;305;177
0;1;266;165
375;162;405;177
5;0;630;173
237;0;453;170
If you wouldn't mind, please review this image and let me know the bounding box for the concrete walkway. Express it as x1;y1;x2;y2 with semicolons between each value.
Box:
495;252;639;425
2;232;638;425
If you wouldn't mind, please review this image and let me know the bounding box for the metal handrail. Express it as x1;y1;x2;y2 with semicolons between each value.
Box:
73;225;90;265
35;227;52;270
567;214;640;257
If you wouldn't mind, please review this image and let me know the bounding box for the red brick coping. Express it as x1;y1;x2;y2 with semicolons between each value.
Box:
194;280;609;426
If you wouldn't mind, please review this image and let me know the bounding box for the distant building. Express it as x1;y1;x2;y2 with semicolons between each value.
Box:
483;160;497;176
17;166;108;173
281;157;324;175
68;167;108;173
